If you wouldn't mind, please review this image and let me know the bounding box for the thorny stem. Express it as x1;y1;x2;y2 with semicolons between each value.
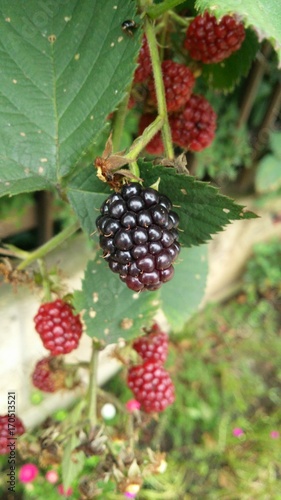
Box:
17;221;80;270
87;341;99;427
145;17;174;159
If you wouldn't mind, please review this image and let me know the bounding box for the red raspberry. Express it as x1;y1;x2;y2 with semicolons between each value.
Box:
184;12;245;64
32;356;68;393
132;323;169;364
127;361;175;413
34;299;83;356
170;94;217;151
0;415;25;455
148;60;195;112
134;36;152;83
138;114;164;155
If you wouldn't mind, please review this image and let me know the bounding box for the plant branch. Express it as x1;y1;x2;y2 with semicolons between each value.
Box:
17;221;80;271
144;17;174;159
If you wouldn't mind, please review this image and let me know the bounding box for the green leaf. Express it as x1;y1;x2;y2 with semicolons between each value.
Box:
0;0;141;197
160;245;208;331
73;255;159;345
255;155;281;193
67;165;110;235
139;160;257;247
202;29;259;92
195;0;281;65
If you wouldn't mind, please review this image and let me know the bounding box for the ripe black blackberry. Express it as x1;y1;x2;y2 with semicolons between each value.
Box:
96;183;180;292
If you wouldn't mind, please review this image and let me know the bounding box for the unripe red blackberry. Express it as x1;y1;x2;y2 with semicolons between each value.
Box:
32;357;68;393
132;323;168;364
0;415;25;455
170;94;217;151
127;361;175;413
96;183;180;292
133;36;152;83
184;12;245;64
148;60;195;112
34;299;83;356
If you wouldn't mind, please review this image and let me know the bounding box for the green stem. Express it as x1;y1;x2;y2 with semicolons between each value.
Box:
111;90;131;152
145;17;174;159
87;341;99;427
168;10;193;27
37;259;52;302
126;115;163;161
17;221;80;271
146;0;186;20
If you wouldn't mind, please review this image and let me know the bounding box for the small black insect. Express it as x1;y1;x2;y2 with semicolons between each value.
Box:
121;19;137;37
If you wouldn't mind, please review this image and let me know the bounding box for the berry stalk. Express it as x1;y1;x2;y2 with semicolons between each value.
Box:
144;17;174;159
17;221;80;270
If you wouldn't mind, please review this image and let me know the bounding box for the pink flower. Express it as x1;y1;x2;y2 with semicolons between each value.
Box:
125;493;137;499
270;430;280;439
45;469;59;484
232;427;244;438
19;463;38;483
57;484;73;496
126;399;141;412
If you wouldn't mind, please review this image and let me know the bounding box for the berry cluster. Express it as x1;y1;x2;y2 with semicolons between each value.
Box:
127;323;175;413
0;415;25;455
184;12;245;64
131;12;245;155
138;59;216;154
32;299;82;393
34;299;83;356
96;182;180;292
